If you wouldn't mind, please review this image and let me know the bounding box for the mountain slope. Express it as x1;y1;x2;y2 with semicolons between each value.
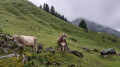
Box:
0;0;120;67
72;18;120;36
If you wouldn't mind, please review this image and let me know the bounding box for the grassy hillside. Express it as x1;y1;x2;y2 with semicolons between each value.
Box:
0;0;120;67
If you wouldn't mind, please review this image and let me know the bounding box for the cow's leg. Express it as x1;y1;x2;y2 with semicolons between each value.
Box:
34;38;38;52
62;47;64;53
60;47;62;53
62;47;65;53
18;43;24;50
64;46;65;53
23;45;25;50
18;44;25;55
31;46;34;52
35;45;38;52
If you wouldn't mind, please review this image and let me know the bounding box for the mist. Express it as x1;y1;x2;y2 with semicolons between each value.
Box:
28;0;120;31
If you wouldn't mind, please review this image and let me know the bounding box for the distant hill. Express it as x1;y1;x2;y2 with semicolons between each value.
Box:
72;18;120;36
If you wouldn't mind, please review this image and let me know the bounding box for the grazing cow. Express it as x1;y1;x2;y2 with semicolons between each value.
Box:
57;33;69;53
12;35;38;52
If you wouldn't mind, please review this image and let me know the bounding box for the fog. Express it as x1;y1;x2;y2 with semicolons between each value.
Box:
28;0;120;31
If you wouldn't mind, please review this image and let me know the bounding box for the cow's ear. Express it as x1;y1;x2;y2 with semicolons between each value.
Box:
13;34;18;37
63;33;65;35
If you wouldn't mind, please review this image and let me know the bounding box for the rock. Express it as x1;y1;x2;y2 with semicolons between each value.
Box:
55;46;61;50
67;48;72;52
100;48;116;56
45;47;55;53
22;54;27;63
0;53;15;59
37;44;43;53
46;61;61;65
69;50;84;57
68;64;75;67
3;48;8;53
0;40;12;49
38;44;43;50
82;47;91;52
37;50;42;53
0;53;20;59
54;61;61;65
1;43;12;48
0;47;12;54
5;34;11;41
0;40;4;46
92;49;99;52
16;53;20;59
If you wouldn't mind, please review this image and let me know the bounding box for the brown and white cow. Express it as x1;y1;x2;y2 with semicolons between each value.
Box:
12;35;38;52
57;33;69;53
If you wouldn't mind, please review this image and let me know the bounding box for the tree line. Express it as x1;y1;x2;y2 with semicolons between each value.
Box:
39;3;69;23
39;3;88;31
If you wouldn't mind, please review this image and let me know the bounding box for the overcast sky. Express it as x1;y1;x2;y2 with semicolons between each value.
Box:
28;0;120;31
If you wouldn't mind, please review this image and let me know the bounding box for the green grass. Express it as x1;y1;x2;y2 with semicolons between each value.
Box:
0;0;120;67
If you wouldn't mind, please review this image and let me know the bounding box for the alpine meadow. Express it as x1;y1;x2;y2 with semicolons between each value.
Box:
0;0;120;67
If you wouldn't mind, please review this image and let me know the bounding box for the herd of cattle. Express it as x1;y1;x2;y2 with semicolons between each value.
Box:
2;33;117;56
10;33;69;53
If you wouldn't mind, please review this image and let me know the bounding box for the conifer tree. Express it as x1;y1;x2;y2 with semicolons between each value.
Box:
42;3;69;23
51;6;55;15
45;3;50;13
43;3;46;11
39;5;42;9
79;19;88;30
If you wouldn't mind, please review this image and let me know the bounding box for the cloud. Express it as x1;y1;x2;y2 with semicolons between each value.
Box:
28;0;120;31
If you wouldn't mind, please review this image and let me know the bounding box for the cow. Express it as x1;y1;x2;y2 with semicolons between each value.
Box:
57;33;69;53
11;34;38;52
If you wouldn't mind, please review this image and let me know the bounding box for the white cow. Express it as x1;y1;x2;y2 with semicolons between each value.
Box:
12;35;38;52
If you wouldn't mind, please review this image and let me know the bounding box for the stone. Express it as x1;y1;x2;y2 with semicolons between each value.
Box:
45;47;55;53
0;40;4;46
46;61;61;65
69;50;84;57
82;47;91;52
100;48;116;56
67;48;72;52
1;43;12;48
38;44;43;50
0;53;20;59
55;46;61;50
68;64;75;67
37;44;43;53
92;49;99;52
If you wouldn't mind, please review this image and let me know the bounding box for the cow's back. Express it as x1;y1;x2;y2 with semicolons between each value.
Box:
20;35;35;46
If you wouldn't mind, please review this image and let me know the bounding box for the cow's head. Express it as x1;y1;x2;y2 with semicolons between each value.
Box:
11;34;19;43
62;33;69;40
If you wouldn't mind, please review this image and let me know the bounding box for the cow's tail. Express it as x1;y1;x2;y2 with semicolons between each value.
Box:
34;37;38;52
